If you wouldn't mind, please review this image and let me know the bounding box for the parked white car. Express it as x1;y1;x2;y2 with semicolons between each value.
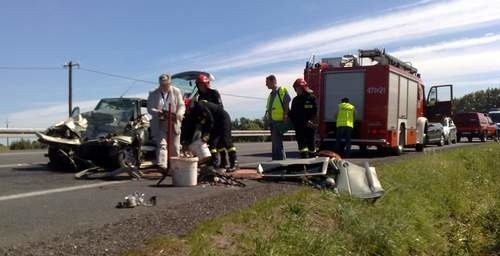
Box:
441;117;458;144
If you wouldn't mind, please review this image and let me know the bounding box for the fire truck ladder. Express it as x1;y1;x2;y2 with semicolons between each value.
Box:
359;48;418;75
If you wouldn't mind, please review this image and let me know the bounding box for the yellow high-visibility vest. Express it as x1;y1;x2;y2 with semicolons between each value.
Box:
336;102;355;128
267;87;288;121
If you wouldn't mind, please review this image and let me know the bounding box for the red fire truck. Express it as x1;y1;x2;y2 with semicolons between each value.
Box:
304;49;452;155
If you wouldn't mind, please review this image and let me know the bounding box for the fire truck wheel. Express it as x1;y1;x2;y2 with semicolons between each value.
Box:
393;146;403;156
359;145;367;152
393;127;405;156
389;143;403;156
415;144;424;152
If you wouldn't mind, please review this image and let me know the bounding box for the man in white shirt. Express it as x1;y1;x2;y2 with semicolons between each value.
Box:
147;73;185;168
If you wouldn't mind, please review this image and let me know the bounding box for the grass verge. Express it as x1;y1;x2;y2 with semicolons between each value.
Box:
125;143;500;256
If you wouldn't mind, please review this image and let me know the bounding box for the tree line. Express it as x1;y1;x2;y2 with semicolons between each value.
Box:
453;87;500;113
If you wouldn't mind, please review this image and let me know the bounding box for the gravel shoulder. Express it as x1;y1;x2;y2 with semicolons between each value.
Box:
1;182;299;256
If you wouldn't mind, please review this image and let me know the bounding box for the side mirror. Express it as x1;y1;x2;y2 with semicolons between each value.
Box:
71;107;80;118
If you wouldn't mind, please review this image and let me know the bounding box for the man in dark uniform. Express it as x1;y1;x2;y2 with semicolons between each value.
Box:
181;100;239;171
196;73;223;106
288;78;318;158
195;73;230;168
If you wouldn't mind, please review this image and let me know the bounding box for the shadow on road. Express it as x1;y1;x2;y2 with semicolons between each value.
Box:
242;151;300;158
13;164;56;172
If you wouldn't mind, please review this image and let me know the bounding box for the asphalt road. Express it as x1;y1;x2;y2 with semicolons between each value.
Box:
0;140;481;248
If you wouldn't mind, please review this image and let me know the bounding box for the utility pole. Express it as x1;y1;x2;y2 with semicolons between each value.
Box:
5;117;9;147
63;61;79;117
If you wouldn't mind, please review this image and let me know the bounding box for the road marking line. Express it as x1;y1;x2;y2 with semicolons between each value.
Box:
0;181;129;202
0;150;45;156
0;163;32;168
0;162;46;169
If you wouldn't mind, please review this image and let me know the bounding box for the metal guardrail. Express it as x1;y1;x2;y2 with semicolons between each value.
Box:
0;128;295;137
0;128;45;138
0;128;45;134
231;130;295;137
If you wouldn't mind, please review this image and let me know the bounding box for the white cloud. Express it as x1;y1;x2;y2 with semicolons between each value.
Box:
393;33;500;57
388;34;500;84
8;100;97;128
8;92;149;128
6;0;500;127
216;68;302;119
7;70;304;127
204;0;500;71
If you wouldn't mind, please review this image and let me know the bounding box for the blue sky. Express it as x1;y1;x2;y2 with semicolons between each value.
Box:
1;0;500;128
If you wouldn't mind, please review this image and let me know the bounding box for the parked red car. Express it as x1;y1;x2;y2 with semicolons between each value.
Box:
454;112;496;142
486;116;498;141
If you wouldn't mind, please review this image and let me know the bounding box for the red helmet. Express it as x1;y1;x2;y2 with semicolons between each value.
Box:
196;74;210;88
293;78;307;89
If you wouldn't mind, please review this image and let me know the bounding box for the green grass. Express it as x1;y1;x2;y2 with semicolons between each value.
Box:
125;143;500;256
0;144;8;152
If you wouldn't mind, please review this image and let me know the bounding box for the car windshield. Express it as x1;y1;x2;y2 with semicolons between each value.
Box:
171;71;213;99
489;113;500;123
94;98;138;121
95;98;138;112
171;77;198;98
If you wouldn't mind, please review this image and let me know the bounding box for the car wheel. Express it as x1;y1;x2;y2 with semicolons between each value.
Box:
479;131;486;142
438;134;445;147
48;147;77;171
117;146;139;169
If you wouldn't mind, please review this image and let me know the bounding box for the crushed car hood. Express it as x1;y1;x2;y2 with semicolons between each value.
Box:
36;132;82;146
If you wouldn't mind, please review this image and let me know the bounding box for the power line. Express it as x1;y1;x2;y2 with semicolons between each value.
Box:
0;64;266;100
0;66;62;70
78;67;156;84
221;93;266;100
78;67;265;100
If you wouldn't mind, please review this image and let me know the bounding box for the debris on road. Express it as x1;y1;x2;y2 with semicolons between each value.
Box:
257;150;384;199
75;166;143;180
198;166;246;187
116;192;157;208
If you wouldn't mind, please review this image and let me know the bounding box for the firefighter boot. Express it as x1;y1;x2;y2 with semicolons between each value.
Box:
210;150;218;167
218;150;228;169
227;150;239;172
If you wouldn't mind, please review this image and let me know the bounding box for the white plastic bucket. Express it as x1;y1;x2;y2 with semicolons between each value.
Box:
170;157;198;187
188;139;211;163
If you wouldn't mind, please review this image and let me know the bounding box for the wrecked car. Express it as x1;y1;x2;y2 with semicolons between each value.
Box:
36;71;213;173
37;97;154;171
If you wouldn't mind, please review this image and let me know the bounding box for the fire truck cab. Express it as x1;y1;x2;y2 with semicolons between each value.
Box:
305;49;452;155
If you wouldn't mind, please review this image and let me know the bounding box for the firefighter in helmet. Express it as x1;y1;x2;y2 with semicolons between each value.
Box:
181;100;239;172
288;78;318;158
196;73;223;107
194;73;230;168
335;97;356;157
